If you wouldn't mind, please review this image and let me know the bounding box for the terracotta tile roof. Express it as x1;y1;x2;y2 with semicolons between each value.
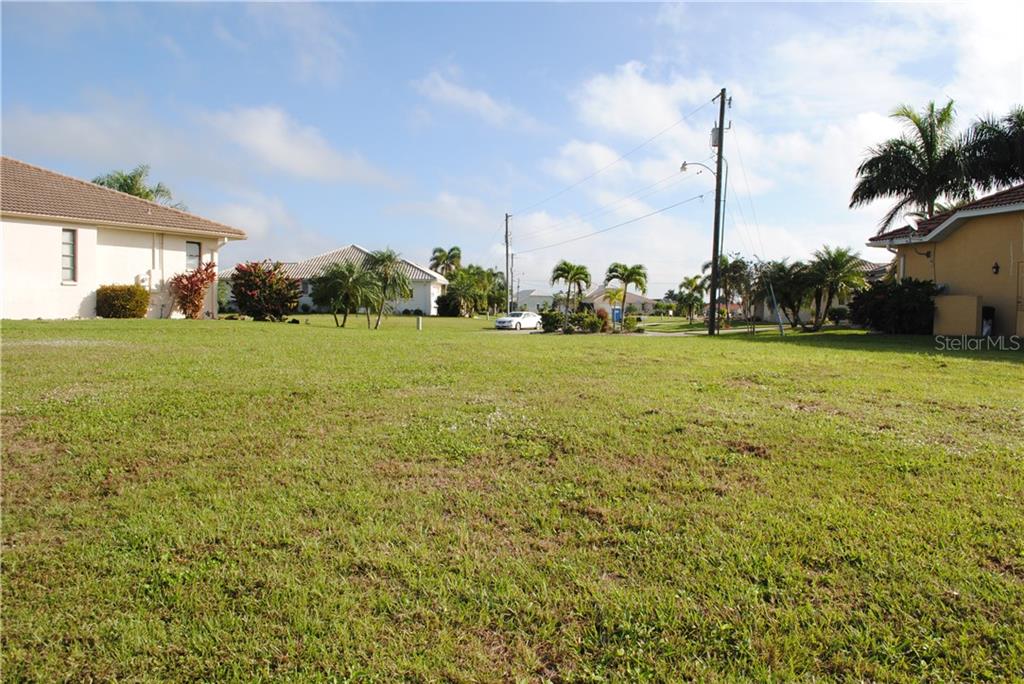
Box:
1;156;246;239
869;182;1024;243
222;245;447;283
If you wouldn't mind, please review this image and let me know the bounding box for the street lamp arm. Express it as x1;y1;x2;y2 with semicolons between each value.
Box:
680;159;728;177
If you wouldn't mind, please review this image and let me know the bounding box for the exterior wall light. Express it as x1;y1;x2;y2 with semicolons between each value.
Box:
992;262;1000;275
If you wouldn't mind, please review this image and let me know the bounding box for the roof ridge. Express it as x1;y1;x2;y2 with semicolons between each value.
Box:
297;244;362;264
964;182;1024;207
1;156;245;235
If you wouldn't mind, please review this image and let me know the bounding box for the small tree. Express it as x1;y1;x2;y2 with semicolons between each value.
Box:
311;261;377;327
230;261;301;321
168;262;217;319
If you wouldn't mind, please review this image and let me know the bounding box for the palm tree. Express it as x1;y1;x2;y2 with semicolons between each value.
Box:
677;275;706;323
93;164;186;209
366;249;413;329
602;286;624;318
445;271;478;316
967;106;1024;191
429;246;462;277
311;261;378;327
850;100;975;232
550;260;591;329
604;262;647;330
806;246;866;331
701;255;747;322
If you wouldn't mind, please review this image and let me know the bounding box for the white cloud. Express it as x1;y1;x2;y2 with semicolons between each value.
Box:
572;61;716;139
414;70;542;130
245;3;350;85
202;106;396;187
207;194;335;265
394;192;495;232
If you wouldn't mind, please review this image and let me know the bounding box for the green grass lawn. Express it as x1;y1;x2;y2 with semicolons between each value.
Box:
3;316;1022;681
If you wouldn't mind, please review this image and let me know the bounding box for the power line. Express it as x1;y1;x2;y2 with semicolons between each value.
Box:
729;125;769;259
512;97;717;215
514;153;717;244
515;192;708;255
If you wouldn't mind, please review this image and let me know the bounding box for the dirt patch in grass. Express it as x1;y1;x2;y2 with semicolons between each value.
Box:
726;440;771;459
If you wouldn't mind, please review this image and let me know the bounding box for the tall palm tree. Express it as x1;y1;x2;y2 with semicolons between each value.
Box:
677;275;706;323
311;261;378;327
429;246;462;277
366;249;413;329
93;164;186;209
807;246;866;331
604;262;647;330
550;260;591;322
850;100;974;232
967;106;1024;191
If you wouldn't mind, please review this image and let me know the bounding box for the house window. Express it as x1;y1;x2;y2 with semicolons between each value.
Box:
61;229;77;282
186;241;201;270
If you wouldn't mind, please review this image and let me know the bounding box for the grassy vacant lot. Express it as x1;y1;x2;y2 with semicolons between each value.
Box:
2;316;1022;681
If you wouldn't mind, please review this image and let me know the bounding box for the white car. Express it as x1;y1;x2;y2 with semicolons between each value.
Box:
495;311;542;330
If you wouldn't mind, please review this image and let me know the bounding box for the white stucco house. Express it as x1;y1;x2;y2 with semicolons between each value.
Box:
1;157;247;319
232;244;448;316
514;288;555;312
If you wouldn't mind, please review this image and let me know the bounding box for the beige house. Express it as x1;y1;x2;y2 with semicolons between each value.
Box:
275;245;448;316
1;157;246;319
867;183;1024;337
583;285;660;316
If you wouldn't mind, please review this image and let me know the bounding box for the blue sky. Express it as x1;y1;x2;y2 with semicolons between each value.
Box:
3;2;1022;294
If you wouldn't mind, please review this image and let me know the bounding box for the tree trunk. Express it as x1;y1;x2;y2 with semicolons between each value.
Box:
342;307;349;328
374;295;385;329
332;309;340;327
620;285;628;331
366;307;372;329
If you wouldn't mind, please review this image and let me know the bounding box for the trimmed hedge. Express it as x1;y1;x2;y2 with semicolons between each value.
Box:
96;284;150;318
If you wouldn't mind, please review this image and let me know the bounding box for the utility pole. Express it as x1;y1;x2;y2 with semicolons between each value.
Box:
504;213;511;313
510;252;516;310
708;87;727;336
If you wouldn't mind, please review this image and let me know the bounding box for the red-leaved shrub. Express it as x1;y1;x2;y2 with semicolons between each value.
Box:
169;261;218;319
229;261;301;321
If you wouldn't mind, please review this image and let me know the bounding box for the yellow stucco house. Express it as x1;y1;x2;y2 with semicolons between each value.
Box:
867;183;1024;337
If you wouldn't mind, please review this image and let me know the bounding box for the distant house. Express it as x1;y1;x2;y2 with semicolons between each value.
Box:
750;257;890;325
514;288;554;312
1;157;246;319
242;244;449;316
867;183;1024;336
583;285;660;316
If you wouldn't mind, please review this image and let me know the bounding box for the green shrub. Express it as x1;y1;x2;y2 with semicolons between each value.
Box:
827;305;850;325
622;315;639;332
850;278;938;334
96;284;149;318
217;280;234;312
435;292;461;317
568;311;602;334
540;310;565;333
